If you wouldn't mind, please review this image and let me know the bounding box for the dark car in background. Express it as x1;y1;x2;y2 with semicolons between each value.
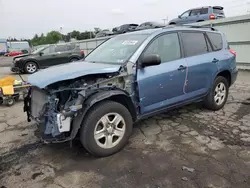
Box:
136;22;166;30
169;6;225;25
11;43;85;74
95;30;114;38
112;24;139;34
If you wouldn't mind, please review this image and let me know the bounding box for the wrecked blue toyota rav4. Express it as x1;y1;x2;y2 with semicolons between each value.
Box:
24;26;238;157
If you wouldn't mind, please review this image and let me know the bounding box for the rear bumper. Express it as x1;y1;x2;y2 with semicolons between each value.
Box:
231;68;238;86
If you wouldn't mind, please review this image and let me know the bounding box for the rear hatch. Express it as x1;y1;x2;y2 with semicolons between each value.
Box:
212;6;225;19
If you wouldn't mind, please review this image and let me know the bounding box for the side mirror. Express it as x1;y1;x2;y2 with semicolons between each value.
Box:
140;54;161;67
178;15;181;18
39;52;44;56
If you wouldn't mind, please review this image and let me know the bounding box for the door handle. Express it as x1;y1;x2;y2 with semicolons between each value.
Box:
177;65;187;71
212;58;219;63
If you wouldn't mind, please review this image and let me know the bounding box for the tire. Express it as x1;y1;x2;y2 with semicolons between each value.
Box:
70;58;79;62
24;62;38;74
6;97;15;107
80;100;133;157
203;76;229;111
169;22;176;25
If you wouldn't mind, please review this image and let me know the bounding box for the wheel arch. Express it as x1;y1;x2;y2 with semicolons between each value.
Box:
69;55;80;61
70;89;137;140
23;59;40;69
217;70;231;86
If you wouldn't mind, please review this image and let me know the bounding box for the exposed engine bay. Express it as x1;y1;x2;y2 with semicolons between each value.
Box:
24;71;135;142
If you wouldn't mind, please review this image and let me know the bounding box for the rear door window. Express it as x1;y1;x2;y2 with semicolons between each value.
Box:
55;45;67;52
67;44;76;51
206;32;223;51
190;8;208;16
181;32;209;57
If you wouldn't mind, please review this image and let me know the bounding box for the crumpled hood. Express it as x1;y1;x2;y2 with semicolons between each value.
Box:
28;61;121;88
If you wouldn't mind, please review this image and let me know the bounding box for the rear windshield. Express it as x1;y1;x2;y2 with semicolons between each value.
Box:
207;32;223;51
213;7;224;15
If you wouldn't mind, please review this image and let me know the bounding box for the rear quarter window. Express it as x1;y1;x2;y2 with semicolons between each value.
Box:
206;32;223;51
213;8;224;15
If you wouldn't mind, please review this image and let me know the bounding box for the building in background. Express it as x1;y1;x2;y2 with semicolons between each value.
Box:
0;39;7;55
7;41;31;54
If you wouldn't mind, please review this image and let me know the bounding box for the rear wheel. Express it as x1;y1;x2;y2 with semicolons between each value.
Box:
70;58;79;62
203;76;229;111
80;100;133;157
24;62;38;74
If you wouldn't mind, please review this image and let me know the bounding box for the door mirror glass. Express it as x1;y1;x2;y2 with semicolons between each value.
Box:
178;15;181;18
39;52;44;56
140;54;161;67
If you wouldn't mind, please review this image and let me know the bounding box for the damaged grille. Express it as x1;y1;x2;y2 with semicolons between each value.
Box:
31;87;48;119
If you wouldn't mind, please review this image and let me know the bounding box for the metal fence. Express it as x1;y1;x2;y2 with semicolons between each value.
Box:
196;14;250;67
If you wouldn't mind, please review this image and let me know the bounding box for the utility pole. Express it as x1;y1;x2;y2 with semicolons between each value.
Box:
162;17;168;25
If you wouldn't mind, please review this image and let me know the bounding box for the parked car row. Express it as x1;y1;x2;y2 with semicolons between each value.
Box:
96;22;166;38
95;6;225;38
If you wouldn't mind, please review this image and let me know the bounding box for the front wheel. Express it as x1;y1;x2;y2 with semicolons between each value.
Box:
203;76;229;111
24;62;38;74
80;100;133;157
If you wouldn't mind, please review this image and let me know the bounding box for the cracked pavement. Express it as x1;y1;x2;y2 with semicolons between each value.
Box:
1;71;250;188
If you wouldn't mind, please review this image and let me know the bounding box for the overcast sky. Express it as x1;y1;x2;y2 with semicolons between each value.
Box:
0;0;249;39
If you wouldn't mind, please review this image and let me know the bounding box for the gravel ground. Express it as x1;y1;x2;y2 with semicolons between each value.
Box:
0;71;250;188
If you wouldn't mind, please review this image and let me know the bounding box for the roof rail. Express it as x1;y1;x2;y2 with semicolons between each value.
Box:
181;24;217;31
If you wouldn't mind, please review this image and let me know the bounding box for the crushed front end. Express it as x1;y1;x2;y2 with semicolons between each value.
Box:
24;71;134;143
24;84;85;143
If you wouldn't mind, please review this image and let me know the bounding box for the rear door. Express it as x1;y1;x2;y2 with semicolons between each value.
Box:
180;31;218;98
53;44;70;65
189;8;209;22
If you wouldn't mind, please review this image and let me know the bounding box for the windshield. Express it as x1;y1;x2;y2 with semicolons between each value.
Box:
32;46;47;54
85;34;148;64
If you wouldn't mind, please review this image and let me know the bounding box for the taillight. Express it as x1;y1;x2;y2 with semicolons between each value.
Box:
229;49;236;56
209;14;215;19
80;50;84;55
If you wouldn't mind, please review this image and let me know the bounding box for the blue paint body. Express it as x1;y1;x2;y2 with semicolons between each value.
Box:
29;27;237;118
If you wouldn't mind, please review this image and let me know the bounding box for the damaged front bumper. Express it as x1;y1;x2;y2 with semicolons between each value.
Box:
24;87;85;143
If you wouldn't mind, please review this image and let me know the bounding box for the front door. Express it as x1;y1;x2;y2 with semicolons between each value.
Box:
178;10;191;24
38;45;59;68
137;32;187;115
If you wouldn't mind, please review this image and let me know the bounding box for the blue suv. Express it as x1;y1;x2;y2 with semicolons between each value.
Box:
169;6;225;25
25;26;237;157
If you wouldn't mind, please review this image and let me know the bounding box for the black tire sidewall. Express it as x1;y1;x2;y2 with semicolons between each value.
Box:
6;98;15;106
70;58;79;62
80;100;133;157
205;76;229;110
25;62;37;74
